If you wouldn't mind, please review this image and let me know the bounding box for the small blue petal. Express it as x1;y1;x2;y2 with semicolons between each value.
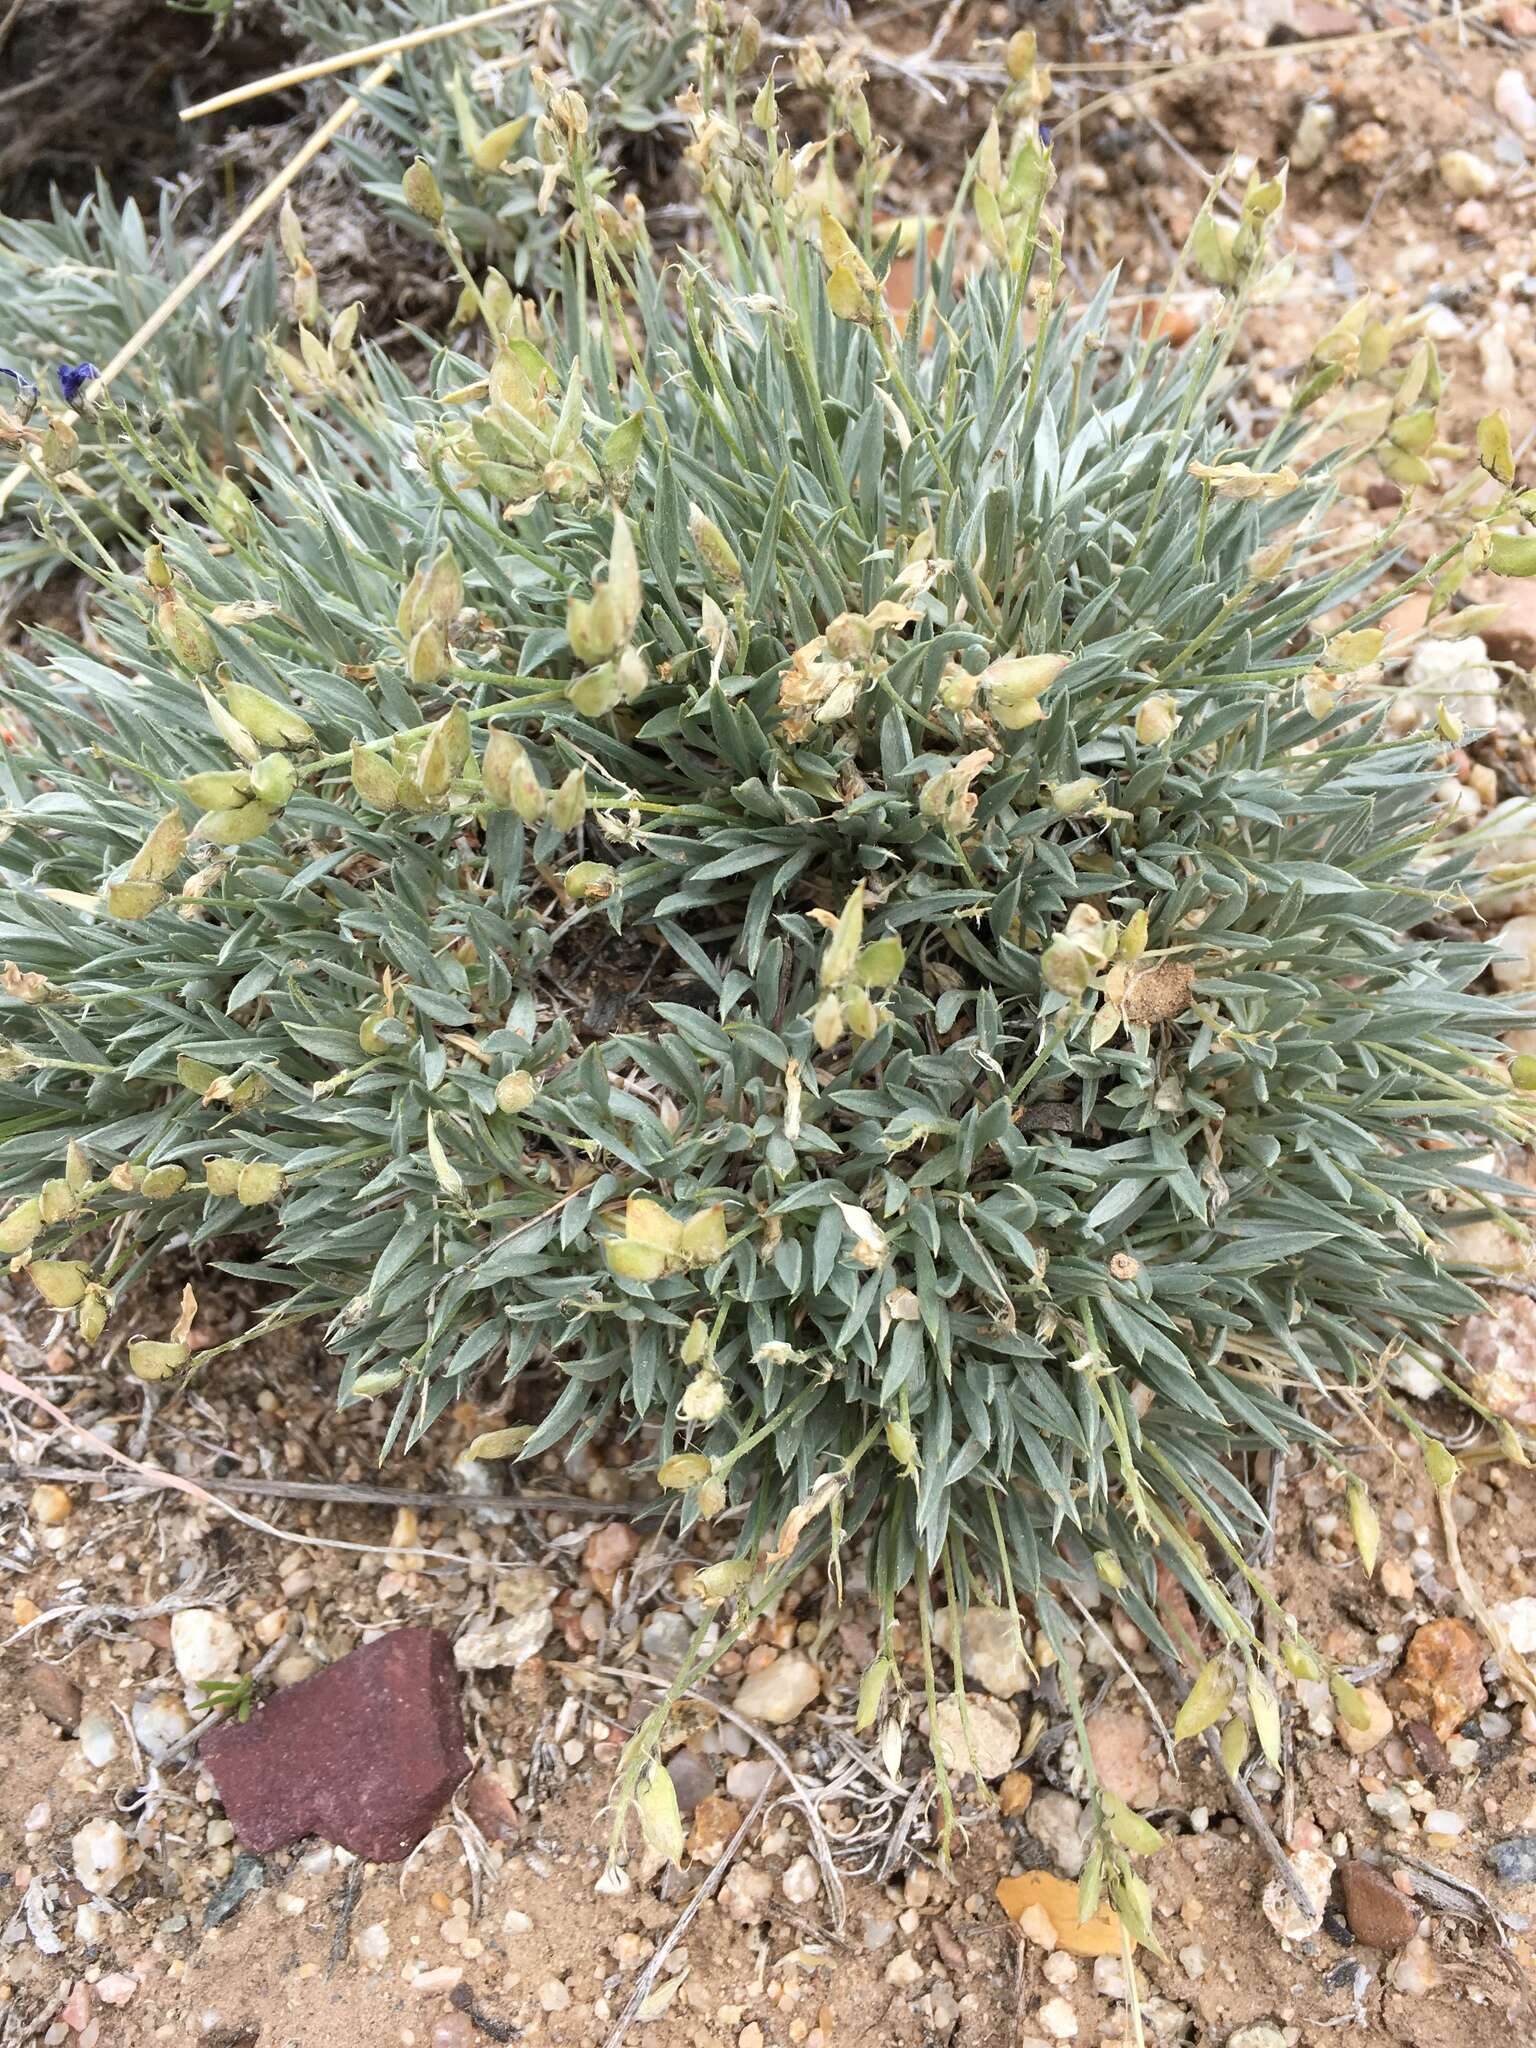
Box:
58;362;101;405
0;365;38;399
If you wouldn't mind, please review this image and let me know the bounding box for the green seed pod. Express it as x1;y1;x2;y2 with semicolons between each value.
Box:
77;1289;108;1344
566;663;624;717
415;706;471;800
1511;1054;1536;1092
481;730;543;821
464;1425;534;1460
885;1418;919;1476
128;1339;189;1382
1173;1655;1235;1742
1041;937;1093;999
856;935;905;988
198;682;261;766
193;802;277;846
694;1555;754;1603
495;1070;538;1114
27;1259;90;1308
549;768;587;833
183;770;252;810
203;1157;244;1198
633;1761;684;1867
1248;1668;1282;1769
144;541;173;590
141;1165;188;1199
65;1142;90;1193
40;416;79;477
1489;531;1536;577
843;985;879;1040
248;754;298;809
564;861;616;901
158;596;218;675
236;1162;285;1207
1421;1436;1459;1488
0;1198;43;1255
1329;1672;1373;1732
223;682;314;750
105;878;165;921
1280;1636;1323;1681
407;621;449;685
39;1179;79;1226
1103;1790;1163;1857
351;742;409;812
1346;1476;1379;1577
1218;1716;1250;1775
402;157;446;225
688;504;742;586
606;1237;669;1283
350;1366;406;1398
1092;1549;1125;1590
856;1654;891;1731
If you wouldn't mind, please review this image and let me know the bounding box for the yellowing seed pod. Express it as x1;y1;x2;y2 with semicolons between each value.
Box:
680;1316;711;1367
1103;1790;1163;1856
633;1762;684;1867
40;416;79;477
495;1070;538;1114
885;1418;919;1476
1173;1655;1235;1742
203;1158;244;1198
39;1178;79;1225
415;706;471;800
193;802;277;847
605;1238;669;1283
158;596;218;675
236;1162;284;1206
249;754;297;809
657;1453;713;1490
481;729;545;822
1280;1636;1323;1681
402;157;445;224
695;1555;753;1603
141;1165;188;1199
0;1197;43;1255
1346;1477;1380;1577
1489;531;1536;577
688;505;742;586
407;621;449;686
351;742;409;812
223;682;314;749
564;861;616;901
183;770;252;809
549;768;587;833
26;1259;90;1308
1219;1717;1250;1776
1135;694;1179;746
811;990;845;1050
679;1370;727;1422
128;1339;189;1382
1329;1672;1373;1732
680;1205;727;1267
77;1288;108;1344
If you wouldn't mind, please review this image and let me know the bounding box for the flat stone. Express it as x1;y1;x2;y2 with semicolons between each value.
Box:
1261;1850;1335;1942
201;1626;468;1863
203;1851;266;1929
733;1651;821;1725
1085;1706;1161;1810
1338;1861;1417;1948
933;1605;1031;1698
929;1693;1019;1781
1488;1833;1536;1885
26;1663;83;1730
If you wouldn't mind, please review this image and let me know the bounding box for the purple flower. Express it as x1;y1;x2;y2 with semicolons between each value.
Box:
58;362;101;406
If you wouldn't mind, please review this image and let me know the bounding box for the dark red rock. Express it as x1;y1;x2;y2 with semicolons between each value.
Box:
1339;1861;1418;1949
201;1627;467;1863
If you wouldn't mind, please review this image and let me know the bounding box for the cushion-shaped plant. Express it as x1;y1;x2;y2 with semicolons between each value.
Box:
3;52;1533;1910
0;177;278;589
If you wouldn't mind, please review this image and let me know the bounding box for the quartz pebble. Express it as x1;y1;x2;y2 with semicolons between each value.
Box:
71;1817;140;1896
171;1609;242;1687
132;1691;194;1760
1028;1789;1090;1877
1439;149;1498;198
1389;1935;1439;1994
1035;1997;1078;2041
1495;66;1536;135
733;1651;821;1725
1261;1850;1335;1942
780;1853;819;1905
929;1693;1019;1780
77;1710;119;1768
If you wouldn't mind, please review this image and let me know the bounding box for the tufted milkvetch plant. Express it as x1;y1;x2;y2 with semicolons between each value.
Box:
3;35;1536;1915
